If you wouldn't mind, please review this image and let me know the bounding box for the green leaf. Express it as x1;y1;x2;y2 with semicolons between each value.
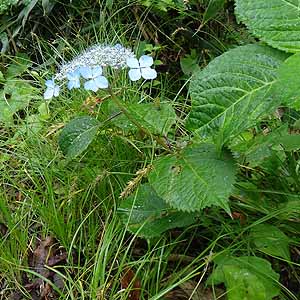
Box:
118;184;197;238
277;135;300;151
230;126;288;168
180;49;200;75
149;142;237;212
107;102;176;135
0;79;40;125
6;54;32;79
59;116;101;159
235;0;300;53
250;224;290;260
278;200;300;221
202;0;225;25
128;102;176;135
276;53;300;110
187;44;288;144
208;256;280;300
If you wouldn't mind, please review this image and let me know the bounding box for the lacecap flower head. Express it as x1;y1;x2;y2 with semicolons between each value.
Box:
55;43;135;81
43;43;157;99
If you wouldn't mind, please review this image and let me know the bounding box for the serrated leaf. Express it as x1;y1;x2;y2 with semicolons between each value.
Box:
149;142;237;212
208;256;280;300
118;184;197;238
59;116;100;159
187;44;288;144
0;79;40;125
235;0;300;53
250;224;290;260
276;53;300;110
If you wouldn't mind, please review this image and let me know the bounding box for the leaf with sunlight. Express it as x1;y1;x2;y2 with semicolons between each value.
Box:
208;255;280;300
59;116;101;159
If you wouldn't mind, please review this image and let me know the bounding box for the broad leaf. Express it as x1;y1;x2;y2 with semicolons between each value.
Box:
149;142;237;212
250;224;290;260
0;79;40;125
59;116;100;159
208;256;280;300
118;184;197;238
187;44;288;144
235;0;300;53
276;53;300;109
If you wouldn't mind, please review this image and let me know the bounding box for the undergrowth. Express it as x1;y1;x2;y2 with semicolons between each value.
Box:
1;1;300;300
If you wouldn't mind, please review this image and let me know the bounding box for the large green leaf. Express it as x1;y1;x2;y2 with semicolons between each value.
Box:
235;0;300;53
250;224;290;260
276;53;300;109
59;116;100;159
118;184;197;238
149;143;237;212
208;256;280;300
187;44;288;144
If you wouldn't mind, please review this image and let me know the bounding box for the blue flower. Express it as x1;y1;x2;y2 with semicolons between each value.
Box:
67;69;81;90
44;78;60;100
126;55;157;81
79;66;109;92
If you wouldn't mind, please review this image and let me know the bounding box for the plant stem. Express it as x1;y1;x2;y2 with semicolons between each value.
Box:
108;87;173;153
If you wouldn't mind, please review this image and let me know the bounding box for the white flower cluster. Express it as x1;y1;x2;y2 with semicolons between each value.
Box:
44;43;157;100
54;44;135;81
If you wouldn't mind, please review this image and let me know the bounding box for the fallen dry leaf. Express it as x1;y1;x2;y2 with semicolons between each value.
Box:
24;236;67;299
120;267;141;300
